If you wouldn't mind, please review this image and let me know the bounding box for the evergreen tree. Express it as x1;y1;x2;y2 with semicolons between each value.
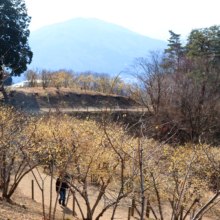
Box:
0;0;32;88
185;26;220;108
185;25;220;74
186;26;220;57
165;30;184;69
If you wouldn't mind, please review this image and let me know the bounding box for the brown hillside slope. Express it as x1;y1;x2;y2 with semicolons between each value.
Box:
3;87;140;111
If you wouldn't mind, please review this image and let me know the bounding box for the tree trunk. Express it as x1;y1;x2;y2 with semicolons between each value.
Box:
2;150;7;198
146;198;150;218
0;63;3;90
49;157;54;220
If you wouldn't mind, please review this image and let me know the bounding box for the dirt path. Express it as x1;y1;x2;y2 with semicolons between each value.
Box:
28;107;149;114
15;168;215;220
16;168;138;220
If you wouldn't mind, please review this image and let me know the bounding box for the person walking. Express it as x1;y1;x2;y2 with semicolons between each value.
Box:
56;174;69;206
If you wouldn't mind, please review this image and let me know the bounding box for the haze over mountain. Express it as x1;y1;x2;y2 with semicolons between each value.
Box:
13;18;167;83
29;18;167;72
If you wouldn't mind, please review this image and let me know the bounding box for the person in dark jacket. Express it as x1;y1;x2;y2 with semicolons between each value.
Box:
56;175;69;206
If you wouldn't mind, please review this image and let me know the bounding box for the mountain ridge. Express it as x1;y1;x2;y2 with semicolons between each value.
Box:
25;18;167;78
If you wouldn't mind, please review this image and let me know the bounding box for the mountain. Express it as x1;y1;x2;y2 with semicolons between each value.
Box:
27;18;167;76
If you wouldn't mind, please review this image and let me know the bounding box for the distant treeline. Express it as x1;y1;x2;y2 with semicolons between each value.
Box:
24;70;137;97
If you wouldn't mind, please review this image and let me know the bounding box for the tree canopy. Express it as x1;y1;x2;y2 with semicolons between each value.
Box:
0;0;32;86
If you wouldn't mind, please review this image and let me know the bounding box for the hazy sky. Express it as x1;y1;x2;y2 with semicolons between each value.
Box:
26;0;219;42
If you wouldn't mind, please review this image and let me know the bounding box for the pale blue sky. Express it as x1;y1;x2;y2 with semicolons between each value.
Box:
25;0;220;42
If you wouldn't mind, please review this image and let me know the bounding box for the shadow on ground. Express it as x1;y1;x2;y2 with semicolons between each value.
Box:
61;206;77;216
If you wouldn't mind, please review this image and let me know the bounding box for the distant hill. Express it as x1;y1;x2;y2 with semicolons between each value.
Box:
28;18;167;76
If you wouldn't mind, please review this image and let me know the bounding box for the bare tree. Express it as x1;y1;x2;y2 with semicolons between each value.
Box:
24;69;39;87
39;69;52;89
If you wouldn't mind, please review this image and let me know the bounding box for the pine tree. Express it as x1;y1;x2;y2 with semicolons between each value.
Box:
165;31;183;57
165;30;183;70
185;25;220;72
0;0;32;88
185;26;220;107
